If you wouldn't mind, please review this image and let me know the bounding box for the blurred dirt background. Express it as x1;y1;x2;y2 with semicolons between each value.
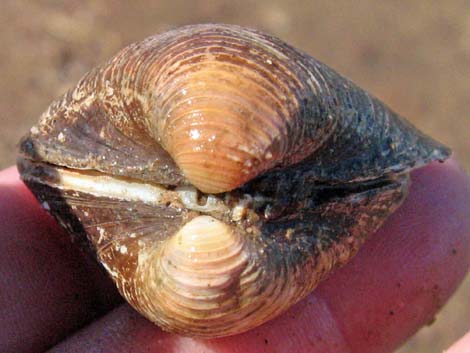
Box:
0;0;468;352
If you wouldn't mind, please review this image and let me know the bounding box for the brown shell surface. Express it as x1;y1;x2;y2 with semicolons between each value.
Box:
17;24;450;337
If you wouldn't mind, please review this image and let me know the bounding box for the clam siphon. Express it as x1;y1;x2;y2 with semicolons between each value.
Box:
17;24;450;337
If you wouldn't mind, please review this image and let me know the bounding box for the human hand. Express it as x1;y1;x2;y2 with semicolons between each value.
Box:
0;159;468;353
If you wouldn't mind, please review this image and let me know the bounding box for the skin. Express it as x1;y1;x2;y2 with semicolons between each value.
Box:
0;158;468;353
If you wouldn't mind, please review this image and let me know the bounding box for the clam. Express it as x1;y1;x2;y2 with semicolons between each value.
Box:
17;24;450;337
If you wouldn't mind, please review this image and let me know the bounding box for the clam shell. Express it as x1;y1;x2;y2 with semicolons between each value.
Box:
19;24;448;193
17;24;450;337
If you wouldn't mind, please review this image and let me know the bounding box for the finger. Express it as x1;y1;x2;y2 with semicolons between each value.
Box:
0;167;122;353
445;331;470;353
311;158;469;352
48;158;469;353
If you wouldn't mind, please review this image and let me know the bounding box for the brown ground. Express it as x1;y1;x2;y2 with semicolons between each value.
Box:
0;0;468;352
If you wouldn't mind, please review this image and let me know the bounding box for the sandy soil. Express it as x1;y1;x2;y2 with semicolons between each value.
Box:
0;1;468;352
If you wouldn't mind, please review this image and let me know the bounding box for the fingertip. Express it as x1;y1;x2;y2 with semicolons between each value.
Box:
444;331;470;353
0;165;20;182
316;157;469;352
0;167;121;353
